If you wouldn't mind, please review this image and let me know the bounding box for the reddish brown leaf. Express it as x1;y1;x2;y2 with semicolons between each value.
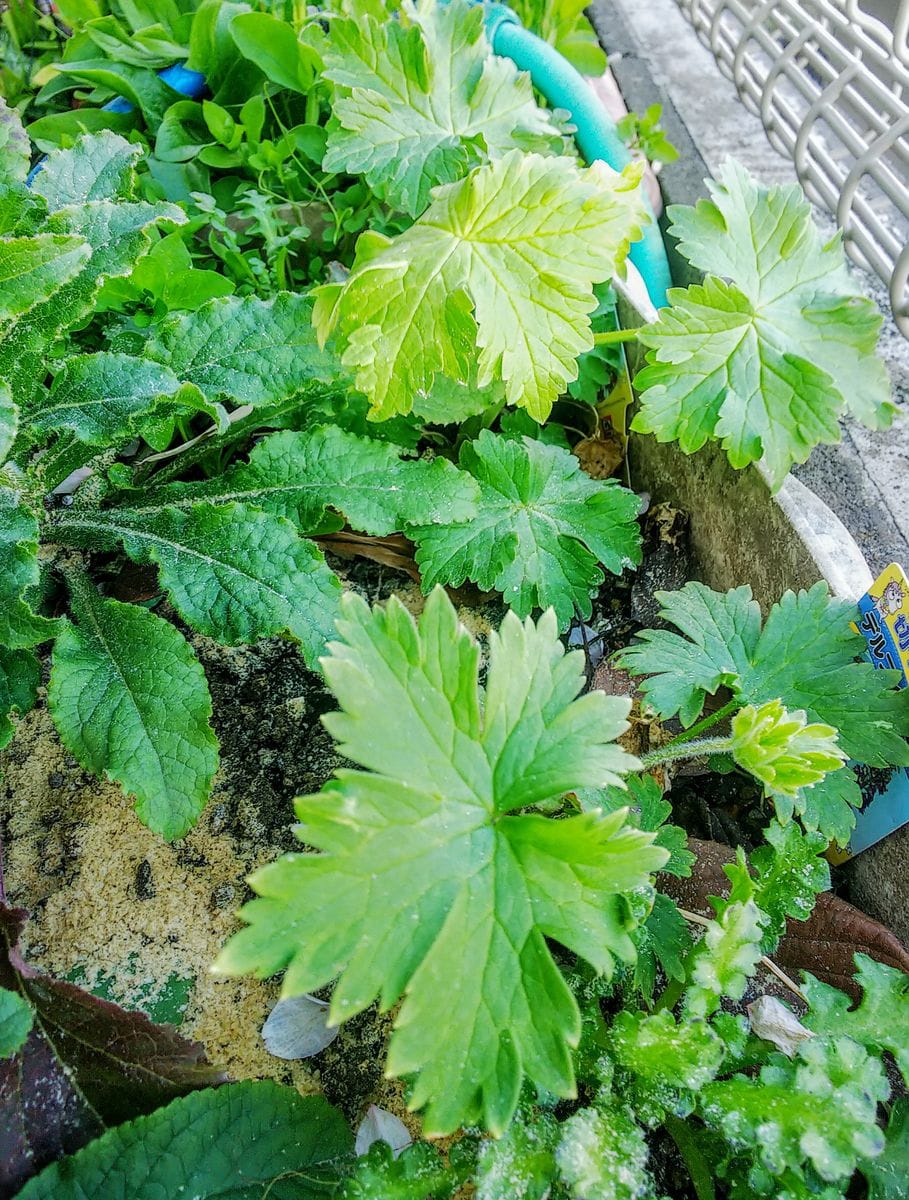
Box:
662;839;909;1000
316;531;421;581
0;904;227;1198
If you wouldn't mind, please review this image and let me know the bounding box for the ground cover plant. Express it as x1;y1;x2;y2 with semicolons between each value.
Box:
1;0;908;1196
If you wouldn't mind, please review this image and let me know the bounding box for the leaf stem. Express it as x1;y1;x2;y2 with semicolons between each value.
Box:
640;735;734;768
591;327;640;346
663;697;740;748
663;1114;716;1200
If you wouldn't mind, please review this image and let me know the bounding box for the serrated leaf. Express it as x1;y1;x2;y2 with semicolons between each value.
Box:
685;855;766;1017
632;162;894;487
313;151;646;421
322;0;563;218
48;576;218;840
412;430;642;628
0;904;225;1196
632;891;692;1001
0;98;30;183
594;773;695;878
142;426;480;535
0;647;40;750
802;954;909;1084
30;130;139;208
14;1081;352;1200
0;987;32;1058
215;588;662;1135
781;766;864;848
0;488;58;649
55;502;342;665
700;1036;889;1183
750;822;830;950
343;1139;459;1200
0;235;91;322
555;1104;656;1200
144;292;340;408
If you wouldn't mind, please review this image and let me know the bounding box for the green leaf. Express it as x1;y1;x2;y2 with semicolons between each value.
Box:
313;151;646;422
632;891;692;1001
342;1140;463;1200
215;588;662;1135
749;821;830;949
0;235;90;322
555;1104;656;1200
230;11;319;94
48;575;218;840
142;426;478;535
187;0;263;106
802;954;909;1084
632;162;894;488
0;987;32;1058
474;1108;558;1200
54;502;342;666
0;98;30;183
412;430;642;628
52;60;179;127
685;855;766;1017
31;130;138;208
0;488;58;649
862;1098;909;1200
322;0;563;218
700;1037;889;1184
508;0;607;76
144;293;340;408
592;773;694;878
0;647;40;749
14;1081;352;1199
0;381;18;466
729;699;845;799
779;766;863;849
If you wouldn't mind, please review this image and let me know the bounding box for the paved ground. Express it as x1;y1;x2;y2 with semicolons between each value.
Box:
592;0;909;577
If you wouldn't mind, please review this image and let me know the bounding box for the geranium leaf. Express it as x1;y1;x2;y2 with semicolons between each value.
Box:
313;151;646;421
555;1104;656;1200
632;162;894;488
412;430;642;628
215;588;662;1135
48;575;219;840
322;0;563;217
14;1081;351;1200
0;904;225;1197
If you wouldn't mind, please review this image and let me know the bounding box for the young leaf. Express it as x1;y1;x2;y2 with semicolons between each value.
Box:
473;1107;559;1200
700;1037;889;1184
14;1081;351;1200
55;502;342;665
342;1140;462;1200
632;162;894;488
30;129;139;207
141;426;480;535
750;821;830;949
592;773;695;879
322;0;563;217
555;1104;656;1200
802;954;909;1084
632;891;692;1001
0;988;32;1058
215;588;663;1135
729;700;846;799
411;430;642;628
144;292;340;408
685;855;766;1017
0;904;225;1197
0;647;40;749
313;151;646;421
48;574;219;840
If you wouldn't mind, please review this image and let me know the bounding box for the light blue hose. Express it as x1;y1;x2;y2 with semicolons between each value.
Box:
484;3;672;308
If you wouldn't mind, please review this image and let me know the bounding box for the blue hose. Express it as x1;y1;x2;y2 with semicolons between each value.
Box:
484;4;672;308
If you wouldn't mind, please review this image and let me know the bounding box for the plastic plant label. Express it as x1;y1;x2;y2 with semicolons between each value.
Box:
832;564;909;860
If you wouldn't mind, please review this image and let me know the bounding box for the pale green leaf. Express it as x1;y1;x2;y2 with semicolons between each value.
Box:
31;130;139;208
474;1107;559;1200
633;162;894;487
215;588;661;1135
322;0;563;217
144;293;340;407
0;234;90;322
0;487;58;648
0;646;40;749
750;821;830;949
48;577;218;840
412;430;642;628
803;954;909;1084
142;426;479;535
54;502;342;666
0;986;32;1058
555;1104;656;1200
313;151;646;421
685;855;766;1017
0;98;30;183
591;773;695;878
509;0;606;76
0;381;18;465
701;1037;889;1183
730;699;845;799
14;1081;352;1199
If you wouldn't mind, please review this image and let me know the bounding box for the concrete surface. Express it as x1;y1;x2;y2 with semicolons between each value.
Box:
591;0;909;579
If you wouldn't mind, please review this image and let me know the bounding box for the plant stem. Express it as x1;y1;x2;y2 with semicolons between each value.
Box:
664;1115;716;1200
663;697;740;748
592;327;639;346
640;735;734;768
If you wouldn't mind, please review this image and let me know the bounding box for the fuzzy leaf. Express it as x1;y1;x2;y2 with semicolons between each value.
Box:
14;1081;351;1200
750;822;830;949
322;0;562;217
215;588;662;1135
555;1104;656;1200
474;1107;558;1200
144;292;340;408
54;502;342;667
685;856;766;1017
412;430;642;628
30;130;138;207
0;905;225;1197
313;151;646;421
0;99;29;183
0;647;40;750
48;577;218;840
802;954;909;1084
143;426;480;535
701;1036;889;1183
0;382;18;465
0;488;58;649
0;235;90;322
632;162;894;487
0;988;32;1058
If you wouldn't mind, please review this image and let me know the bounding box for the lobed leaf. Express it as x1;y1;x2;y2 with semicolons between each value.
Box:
215;588;662;1135
750;821;830;949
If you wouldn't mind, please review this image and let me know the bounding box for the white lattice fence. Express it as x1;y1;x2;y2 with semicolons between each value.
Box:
675;0;909;336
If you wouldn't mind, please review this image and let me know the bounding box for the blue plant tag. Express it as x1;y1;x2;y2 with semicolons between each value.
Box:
838;564;909;858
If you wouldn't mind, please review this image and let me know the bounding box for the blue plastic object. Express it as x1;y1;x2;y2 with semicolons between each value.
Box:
102;62;206;113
